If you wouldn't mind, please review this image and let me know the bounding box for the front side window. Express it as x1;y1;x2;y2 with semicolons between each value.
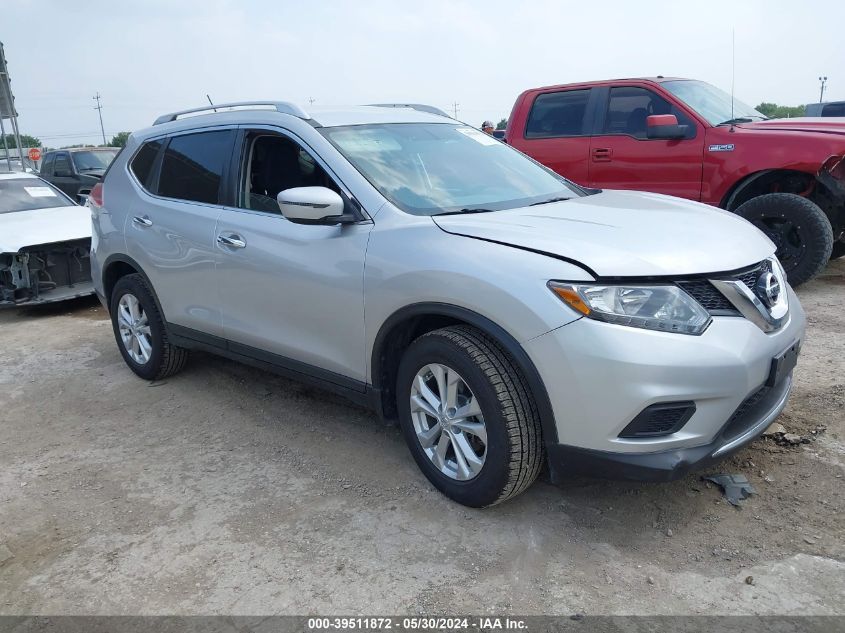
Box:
822;103;845;117
239;133;340;214
0;178;75;214
525;89;591;138
603;87;696;139
662;80;766;126
72;149;119;173
321;123;583;216
158;130;234;204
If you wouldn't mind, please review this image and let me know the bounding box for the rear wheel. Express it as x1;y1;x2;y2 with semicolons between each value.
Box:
396;325;543;507
734;193;833;286
110;274;188;380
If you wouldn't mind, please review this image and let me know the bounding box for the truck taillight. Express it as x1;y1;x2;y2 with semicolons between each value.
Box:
89;182;104;207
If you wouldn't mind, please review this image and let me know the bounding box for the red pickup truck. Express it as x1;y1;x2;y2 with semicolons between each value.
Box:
507;77;845;286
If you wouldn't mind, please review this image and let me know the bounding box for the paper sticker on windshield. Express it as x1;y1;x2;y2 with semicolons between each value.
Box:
456;127;499;146
708;144;735;152
24;186;58;198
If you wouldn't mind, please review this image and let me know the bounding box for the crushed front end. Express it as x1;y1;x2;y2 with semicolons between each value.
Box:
0;239;93;307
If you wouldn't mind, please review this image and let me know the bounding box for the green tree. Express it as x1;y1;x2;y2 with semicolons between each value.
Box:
756;102;806;119
3;133;41;148
496;118;507;130
109;132;130;147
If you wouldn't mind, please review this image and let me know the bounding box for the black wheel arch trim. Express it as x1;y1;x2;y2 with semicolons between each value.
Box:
371;302;560;446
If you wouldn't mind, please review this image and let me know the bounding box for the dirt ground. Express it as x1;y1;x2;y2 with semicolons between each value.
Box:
0;261;843;616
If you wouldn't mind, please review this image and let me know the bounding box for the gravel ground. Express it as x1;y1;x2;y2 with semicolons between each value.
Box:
0;260;843;616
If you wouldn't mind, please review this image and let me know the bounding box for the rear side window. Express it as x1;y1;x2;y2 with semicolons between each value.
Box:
54;153;72;175
603;87;695;139
525;89;591;138
157;130;233;204
40;154;55;175
130;140;162;190
822;103;845;117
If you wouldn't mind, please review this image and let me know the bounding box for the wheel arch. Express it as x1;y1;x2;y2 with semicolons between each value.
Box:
102;254;167;321
370;302;559;446
721;169;816;211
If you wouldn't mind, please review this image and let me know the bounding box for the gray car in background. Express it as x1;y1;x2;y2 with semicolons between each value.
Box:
89;102;806;507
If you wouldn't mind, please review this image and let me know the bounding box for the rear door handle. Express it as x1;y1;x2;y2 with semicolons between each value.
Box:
592;148;612;162
217;234;246;249
132;215;153;227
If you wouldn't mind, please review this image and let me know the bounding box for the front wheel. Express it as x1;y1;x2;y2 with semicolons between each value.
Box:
396;325;543;507
734;193;833;286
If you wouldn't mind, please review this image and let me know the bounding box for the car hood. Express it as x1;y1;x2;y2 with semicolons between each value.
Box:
737;117;845;136
432;190;774;278
0;205;91;252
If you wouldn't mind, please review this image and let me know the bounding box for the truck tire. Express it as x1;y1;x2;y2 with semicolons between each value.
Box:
734;193;833;286
396;325;543;507
110;274;189;381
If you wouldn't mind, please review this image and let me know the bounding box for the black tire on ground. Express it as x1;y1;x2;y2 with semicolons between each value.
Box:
396;325;543;507
109;273;189;381
831;241;845;260
734;193;833;287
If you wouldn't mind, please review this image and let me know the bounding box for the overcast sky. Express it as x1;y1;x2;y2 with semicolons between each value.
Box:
2;0;841;147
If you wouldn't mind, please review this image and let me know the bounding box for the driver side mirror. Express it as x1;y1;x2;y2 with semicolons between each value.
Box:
277;186;355;225
646;114;688;140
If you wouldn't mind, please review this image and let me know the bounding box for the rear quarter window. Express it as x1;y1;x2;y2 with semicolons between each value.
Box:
130;140;163;191
157;131;234;204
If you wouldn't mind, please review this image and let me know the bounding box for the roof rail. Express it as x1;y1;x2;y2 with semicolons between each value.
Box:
152;101;310;125
367;103;452;118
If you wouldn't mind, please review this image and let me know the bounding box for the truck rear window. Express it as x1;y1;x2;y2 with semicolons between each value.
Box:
525;89;591;138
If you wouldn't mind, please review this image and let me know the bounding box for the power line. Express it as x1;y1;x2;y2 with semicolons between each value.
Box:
93;92;107;145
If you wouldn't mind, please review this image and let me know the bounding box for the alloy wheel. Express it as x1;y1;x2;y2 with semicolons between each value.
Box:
117;293;152;365
409;363;487;481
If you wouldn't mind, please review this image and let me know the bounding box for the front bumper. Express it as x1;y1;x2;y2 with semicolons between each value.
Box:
524;285;806;478
546;372;792;482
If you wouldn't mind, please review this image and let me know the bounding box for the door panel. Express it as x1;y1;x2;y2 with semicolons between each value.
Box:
508;88;594;186
214;209;372;382
125;197;224;336
588;86;705;200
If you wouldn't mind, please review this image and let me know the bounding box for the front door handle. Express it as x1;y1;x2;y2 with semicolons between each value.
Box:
132;216;153;227
592;148;612;162
217;234;246;249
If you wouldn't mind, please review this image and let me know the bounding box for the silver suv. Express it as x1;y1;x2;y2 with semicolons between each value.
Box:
90;101;806;507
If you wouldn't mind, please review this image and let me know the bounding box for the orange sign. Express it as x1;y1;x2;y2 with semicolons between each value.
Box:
28;147;41;161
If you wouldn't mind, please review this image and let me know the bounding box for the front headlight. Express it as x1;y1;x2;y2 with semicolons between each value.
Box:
548;282;711;335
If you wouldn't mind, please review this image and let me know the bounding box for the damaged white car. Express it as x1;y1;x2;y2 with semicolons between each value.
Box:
0;172;93;306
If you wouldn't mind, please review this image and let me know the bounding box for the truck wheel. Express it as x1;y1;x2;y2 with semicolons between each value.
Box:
734;193;833;286
110;274;189;380
396;325;543;507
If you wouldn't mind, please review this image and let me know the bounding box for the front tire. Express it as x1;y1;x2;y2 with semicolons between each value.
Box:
734;193;833;286
110;274;188;380
396;325;543;507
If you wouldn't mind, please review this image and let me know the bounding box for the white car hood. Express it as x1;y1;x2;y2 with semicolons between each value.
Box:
433;190;775;277
0;205;91;252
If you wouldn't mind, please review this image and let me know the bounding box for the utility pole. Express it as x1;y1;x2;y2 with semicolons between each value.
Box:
308;97;316;106
819;76;828;103
93;92;106;145
451;101;459;119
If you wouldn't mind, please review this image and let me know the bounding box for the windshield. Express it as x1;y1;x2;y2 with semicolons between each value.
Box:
321;123;582;215
662;80;766;126
0;178;75;214
72;149;119;171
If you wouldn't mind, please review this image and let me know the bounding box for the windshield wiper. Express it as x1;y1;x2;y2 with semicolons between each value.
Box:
717;116;767;126
529;196;571;206
434;208;496;216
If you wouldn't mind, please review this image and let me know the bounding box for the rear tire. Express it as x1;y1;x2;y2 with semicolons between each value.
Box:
734;193;833;287
110;274;188;380
396;325;543;507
